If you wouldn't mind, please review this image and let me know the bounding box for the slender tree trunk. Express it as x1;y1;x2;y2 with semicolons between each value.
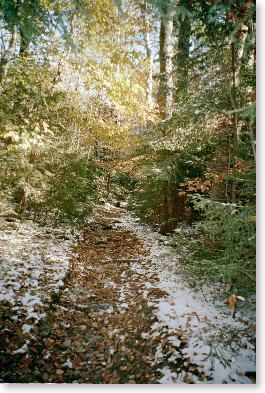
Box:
142;2;154;111
231;42;238;203
159;181;171;234
248;120;256;162
158;0;174;234
230;29;248;203
158;0;174;121
19;27;29;56
0;25;17;83
175;1;191;95
246;19;256;162
159;1;191;228
226;24;248;203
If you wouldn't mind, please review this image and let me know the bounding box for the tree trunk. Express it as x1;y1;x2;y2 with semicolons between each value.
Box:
230;34;247;203
142;2;154;112
246;18;256;162
158;1;192;232
159;181;170;235
158;0;174;121
228;14;252;202
0;25;17;83
158;1;174;233
19;27;30;56
175;0;191;96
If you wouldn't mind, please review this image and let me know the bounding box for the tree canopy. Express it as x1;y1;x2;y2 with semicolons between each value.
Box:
0;0;256;291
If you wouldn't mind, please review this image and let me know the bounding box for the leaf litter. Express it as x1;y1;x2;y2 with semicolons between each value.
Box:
0;205;255;383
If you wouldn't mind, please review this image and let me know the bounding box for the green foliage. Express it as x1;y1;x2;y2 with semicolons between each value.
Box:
111;171;136;191
0;58;102;223
171;187;256;294
0;0;89;53
45;155;98;222
0;0;53;39
130;137;215;224
129;176;162;225
0;0;256;292
109;171;136;200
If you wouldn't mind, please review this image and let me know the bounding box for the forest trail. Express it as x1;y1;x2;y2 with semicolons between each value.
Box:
1;204;255;384
36;204;166;384
0;0;256;385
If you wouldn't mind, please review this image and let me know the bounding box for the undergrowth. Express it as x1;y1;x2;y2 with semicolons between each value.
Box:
170;197;256;296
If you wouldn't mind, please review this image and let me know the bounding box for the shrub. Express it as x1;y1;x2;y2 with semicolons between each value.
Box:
42;154;98;223
171;192;256;293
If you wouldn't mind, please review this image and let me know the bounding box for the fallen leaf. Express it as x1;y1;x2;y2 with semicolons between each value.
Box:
226;294;237;308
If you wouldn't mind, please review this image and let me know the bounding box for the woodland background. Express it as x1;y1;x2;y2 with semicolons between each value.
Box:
0;0;256;293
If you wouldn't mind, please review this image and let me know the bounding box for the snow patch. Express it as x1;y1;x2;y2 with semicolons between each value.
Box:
114;210;256;384
0;218;79;350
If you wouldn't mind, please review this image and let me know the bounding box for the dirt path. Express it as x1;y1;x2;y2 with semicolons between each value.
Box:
1;204;256;384
35;206;167;383
1;206;167;383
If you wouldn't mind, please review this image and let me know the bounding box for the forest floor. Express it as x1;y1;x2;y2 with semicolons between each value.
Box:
0;204;256;384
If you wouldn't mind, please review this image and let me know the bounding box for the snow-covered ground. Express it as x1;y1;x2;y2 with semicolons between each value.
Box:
0;218;79;353
0;205;256;384
114;208;256;384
